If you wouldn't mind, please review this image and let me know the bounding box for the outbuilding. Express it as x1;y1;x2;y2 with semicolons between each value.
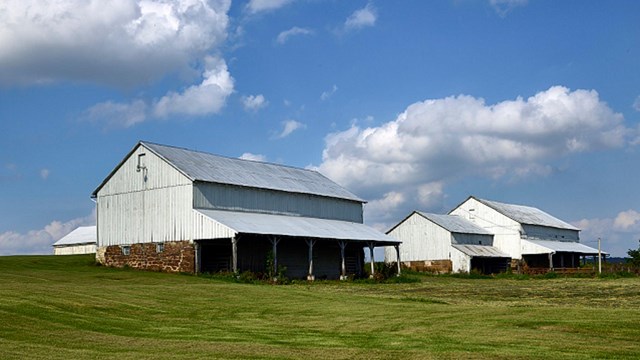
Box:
384;211;510;274
52;226;97;255
92;141;399;279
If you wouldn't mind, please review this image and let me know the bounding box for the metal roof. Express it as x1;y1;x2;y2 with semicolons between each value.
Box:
417;212;493;235
196;209;399;244
522;239;604;255
452;244;510;258
475;197;579;231
143;142;364;202
52;226;96;246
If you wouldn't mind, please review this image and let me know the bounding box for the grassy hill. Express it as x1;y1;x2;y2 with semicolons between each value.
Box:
0;255;639;359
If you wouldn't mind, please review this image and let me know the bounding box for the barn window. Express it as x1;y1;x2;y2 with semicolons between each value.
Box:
478;241;482;245
156;243;164;253
122;246;131;256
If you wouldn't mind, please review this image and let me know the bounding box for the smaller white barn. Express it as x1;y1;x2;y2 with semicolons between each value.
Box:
52;226;97;255
385;212;510;273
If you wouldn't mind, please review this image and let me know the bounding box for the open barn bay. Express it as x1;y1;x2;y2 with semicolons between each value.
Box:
0;255;638;359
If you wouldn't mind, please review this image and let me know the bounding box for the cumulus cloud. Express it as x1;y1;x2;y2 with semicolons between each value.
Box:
490;0;528;17
276;26;313;44
575;209;640;257
321;85;338;101
242;94;268;112
315;86;634;225
86;56;233;127
0;210;95;256
40;169;50;180
239;153;267;162
633;96;640;112
344;3;377;31
246;0;293;14
275;120;305;139
0;0;230;87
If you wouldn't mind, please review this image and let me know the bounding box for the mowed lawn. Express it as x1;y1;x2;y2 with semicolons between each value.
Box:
0;255;639;359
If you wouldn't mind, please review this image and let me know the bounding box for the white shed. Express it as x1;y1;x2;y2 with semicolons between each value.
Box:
385;212;510;273
52;226;97;255
449;196;602;270
92;141;399;279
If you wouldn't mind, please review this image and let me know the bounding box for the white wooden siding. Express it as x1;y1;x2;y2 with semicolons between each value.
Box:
450;247;471;273
385;213;452;262
193;182;363;223
521;224;579;242
450;197;523;259
54;244;96;255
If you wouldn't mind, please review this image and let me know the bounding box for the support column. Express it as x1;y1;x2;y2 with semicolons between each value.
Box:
194;241;201;274
306;239;316;281
231;236;238;274
270;236;280;280
395;244;402;276
548;253;554;271
369;242;375;278
338;241;347;280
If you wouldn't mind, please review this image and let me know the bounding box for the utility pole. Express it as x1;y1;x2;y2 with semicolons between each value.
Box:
598;237;602;275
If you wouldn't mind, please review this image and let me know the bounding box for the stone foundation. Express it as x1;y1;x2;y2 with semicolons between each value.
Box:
97;241;195;273
401;260;452;274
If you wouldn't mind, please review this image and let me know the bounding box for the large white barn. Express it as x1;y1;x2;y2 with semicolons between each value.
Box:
384;212;510;274
449;196;602;270
92;141;399;279
52;226;97;255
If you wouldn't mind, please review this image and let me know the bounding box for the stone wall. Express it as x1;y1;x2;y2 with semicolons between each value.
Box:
401;260;452;274
97;241;195;273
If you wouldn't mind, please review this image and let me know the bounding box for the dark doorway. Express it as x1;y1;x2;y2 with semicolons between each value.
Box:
470;257;510;274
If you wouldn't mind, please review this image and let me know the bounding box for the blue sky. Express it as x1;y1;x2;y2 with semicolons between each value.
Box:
1;0;639;257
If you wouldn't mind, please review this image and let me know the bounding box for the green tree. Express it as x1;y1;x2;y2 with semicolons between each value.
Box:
627;240;640;267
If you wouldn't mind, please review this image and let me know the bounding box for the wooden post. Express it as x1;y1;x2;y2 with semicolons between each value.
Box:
270;236;280;280
231;236;238;274
339;241;347;280
598;237;602;275
548;253;553;271
306;239;316;281
395;244;401;276
194;241;201;274
369;242;375;278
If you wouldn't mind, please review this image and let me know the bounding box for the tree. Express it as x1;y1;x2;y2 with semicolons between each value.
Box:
627;240;640;267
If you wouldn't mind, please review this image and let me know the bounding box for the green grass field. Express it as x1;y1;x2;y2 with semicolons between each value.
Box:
1;255;639;359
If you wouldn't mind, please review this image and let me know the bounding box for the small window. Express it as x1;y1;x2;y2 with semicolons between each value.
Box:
156;243;164;253
478;241;482;245
122;246;131;256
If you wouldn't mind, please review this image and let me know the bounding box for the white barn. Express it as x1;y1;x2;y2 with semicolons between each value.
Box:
92;141;399;279
384;212;510;273
52;226;97;255
449;196;602;270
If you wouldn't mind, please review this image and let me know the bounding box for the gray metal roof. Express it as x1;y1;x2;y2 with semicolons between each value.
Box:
417;212;493;235
143;142;364;202
196;209;399;243
52;226;96;246
522;239;603;255
475;197;579;231
452;244;510;258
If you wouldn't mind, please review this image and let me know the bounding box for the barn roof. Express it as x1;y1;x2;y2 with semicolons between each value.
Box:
196;209;399;244
452;244;510;258
522;239;603;255
52;226;96;247
92;141;363;202
416;212;493;235
471;197;579;231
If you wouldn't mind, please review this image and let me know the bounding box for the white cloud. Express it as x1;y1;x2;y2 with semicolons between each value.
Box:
86;56;233;127
633;96;640;112
0;210;95;256
275;119;305;139
276;26;313;44
344;3;377;31
315;86;634;226
490;0;528;17
0;0;230;87
613;210;640;232
40;169;50;180
239;153;267;162
574;210;640;257
321;85;338;101
246;0;293;14
242;94;268;112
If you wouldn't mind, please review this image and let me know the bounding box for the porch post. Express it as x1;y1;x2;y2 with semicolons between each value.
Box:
369;242;375;278
548;253;554;271
395;244;402;276
270;236;280;279
194;241;201;274
306;239;316;281
231;236;238;274
338;241;347;280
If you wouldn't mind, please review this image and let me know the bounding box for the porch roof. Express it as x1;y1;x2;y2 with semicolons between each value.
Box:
195;209;400;245
452;244;510;258
522;239;605;255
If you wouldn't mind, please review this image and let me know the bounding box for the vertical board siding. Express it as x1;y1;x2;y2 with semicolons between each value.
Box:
451;233;494;246
193;182;363;223
450;247;471;273
385;213;453;262
53;244;96;255
521;224;579;242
